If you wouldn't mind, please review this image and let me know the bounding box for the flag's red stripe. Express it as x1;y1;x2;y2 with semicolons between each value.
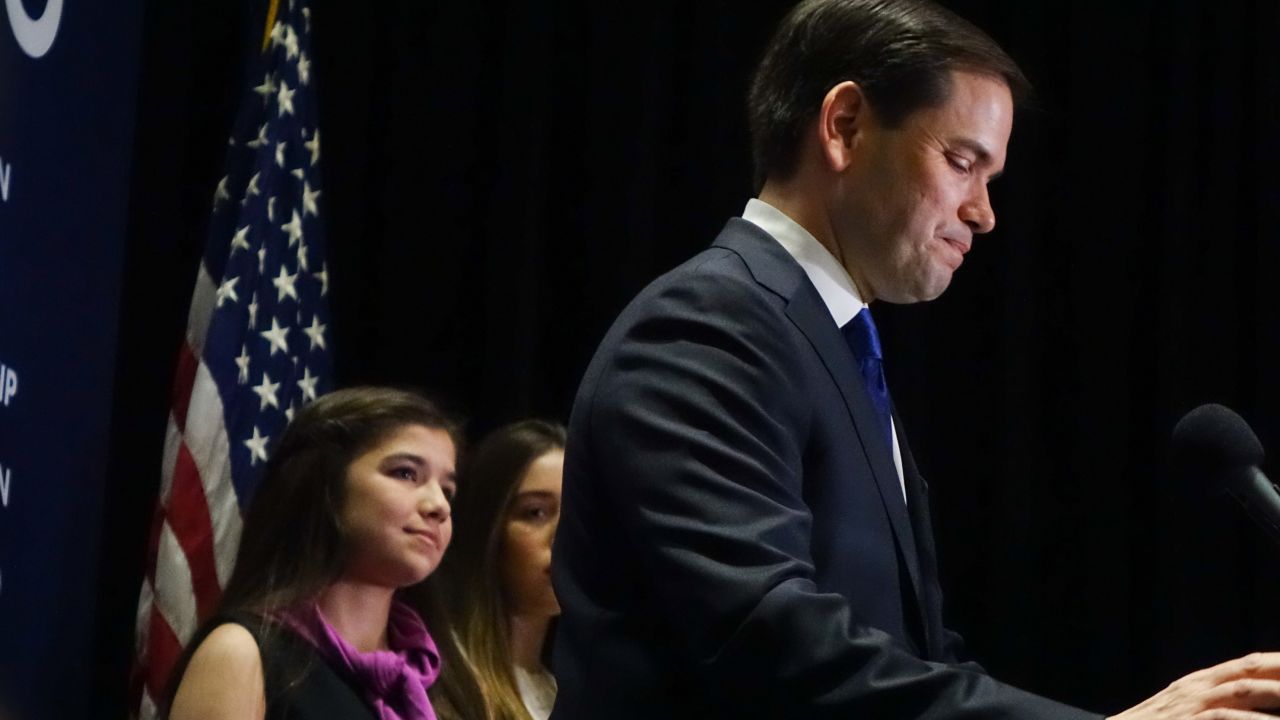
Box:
171;342;199;430
166;442;223;620
145;608;184;702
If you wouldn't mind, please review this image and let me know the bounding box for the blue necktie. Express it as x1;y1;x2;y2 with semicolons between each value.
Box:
841;308;893;453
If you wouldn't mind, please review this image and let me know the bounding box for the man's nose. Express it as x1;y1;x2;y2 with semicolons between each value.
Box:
961;185;996;234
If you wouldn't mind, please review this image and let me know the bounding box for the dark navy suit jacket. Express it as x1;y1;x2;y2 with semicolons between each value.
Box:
551;219;1101;719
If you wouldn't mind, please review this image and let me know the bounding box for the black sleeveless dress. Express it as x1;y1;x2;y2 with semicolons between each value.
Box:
187;614;375;720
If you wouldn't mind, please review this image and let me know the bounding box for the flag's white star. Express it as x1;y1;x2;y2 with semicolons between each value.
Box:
302;181;321;217
291;168;305;180
296;241;309;271
244;426;270;465
297;52;311;86
275;140;287;168
247;123;269;149
270;21;286;48
248;294;260;328
253;73;276;105
304;130;320;166
242;172;261;206
213;176;231;207
273;265;299;302
282;209;304;247
215;276;240;307
260;318;291;356
315;263;329;296
303;315;327;351
277;80;296;117
283;25;300;61
267;196;277;223
235;345;251;384
258;245;268;274
285;401;297;422
296;367;319;402
302;7;312;34
231;226;252;255
252;372;281;411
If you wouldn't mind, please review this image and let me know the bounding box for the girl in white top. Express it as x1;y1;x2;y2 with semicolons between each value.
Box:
444;420;565;720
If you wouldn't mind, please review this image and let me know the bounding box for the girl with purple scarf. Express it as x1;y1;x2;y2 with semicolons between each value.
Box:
163;387;488;720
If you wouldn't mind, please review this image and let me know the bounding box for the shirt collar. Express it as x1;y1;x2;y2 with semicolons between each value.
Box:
741;198;866;327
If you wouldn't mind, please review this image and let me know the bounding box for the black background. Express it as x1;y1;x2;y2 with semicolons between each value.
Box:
94;1;1280;717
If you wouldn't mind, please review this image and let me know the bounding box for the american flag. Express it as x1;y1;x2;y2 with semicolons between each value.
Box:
131;1;332;715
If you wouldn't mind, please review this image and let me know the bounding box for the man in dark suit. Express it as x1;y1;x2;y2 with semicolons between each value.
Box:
551;1;1280;717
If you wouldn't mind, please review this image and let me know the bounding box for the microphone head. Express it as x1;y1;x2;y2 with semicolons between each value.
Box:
1172;403;1265;471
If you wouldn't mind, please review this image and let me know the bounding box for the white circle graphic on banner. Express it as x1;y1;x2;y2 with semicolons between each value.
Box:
6;0;63;59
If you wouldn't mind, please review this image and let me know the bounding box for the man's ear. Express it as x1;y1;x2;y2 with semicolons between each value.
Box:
818;81;871;172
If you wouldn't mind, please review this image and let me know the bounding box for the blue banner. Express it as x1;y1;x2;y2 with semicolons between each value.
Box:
0;1;143;716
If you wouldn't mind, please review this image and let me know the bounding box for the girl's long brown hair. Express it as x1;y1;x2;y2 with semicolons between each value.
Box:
442;419;566;720
161;386;489;719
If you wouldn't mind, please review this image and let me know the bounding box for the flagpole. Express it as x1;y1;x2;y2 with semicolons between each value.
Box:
260;0;280;52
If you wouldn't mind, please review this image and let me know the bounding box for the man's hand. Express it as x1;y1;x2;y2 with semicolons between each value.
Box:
1111;653;1280;719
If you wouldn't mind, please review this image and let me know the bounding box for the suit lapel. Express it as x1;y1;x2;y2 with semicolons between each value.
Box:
713;220;926;613
784;287;926;599
894;414;943;658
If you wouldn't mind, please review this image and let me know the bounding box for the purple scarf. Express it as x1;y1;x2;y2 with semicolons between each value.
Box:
279;599;442;720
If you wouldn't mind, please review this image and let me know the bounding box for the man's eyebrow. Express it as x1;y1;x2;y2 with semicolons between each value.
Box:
951;138;1004;180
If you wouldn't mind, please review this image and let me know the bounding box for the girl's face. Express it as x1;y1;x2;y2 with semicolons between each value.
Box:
339;424;457;588
499;449;563;618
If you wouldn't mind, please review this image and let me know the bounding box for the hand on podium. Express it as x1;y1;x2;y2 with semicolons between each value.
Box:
1111;653;1280;719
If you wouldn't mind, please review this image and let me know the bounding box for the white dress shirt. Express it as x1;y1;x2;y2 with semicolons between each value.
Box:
741;198;907;502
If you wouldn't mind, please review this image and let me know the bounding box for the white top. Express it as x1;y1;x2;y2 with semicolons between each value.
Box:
741;198;906;502
514;665;557;720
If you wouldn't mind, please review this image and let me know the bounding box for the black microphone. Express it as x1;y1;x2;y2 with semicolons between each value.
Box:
1172;403;1280;546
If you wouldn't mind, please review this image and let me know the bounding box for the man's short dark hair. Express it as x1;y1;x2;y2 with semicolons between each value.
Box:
748;0;1030;191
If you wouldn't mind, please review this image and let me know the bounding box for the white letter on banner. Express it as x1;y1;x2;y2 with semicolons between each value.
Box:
0;158;9;202
5;0;63;59
1;365;15;406
0;463;10;508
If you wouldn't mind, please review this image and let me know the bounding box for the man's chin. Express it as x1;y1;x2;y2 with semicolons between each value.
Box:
921;279;953;302
918;266;958;302
880;277;953;304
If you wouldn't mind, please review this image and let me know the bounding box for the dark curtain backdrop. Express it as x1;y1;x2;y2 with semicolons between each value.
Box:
93;1;1280;717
